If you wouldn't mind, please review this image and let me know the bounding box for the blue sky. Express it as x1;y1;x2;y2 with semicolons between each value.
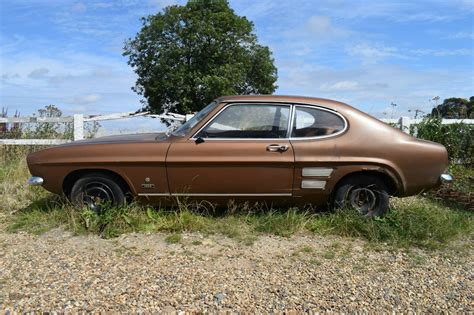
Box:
1;0;473;123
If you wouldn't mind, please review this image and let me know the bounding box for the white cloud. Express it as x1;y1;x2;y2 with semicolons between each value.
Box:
71;2;87;13
344;43;470;62
147;0;180;8
2;0;472;127
1;73;20;79
315;0;463;23
28;68;50;79
0;52;141;115
460;0;474;9
231;0;277;20
446;31;474;40
65;93;102;105
276;60;472;118
305;15;351;39
413;48;472;56
392;12;454;22
92;2;114;9
320;81;360;92
346;43;406;63
266;14;355;59
306;16;331;34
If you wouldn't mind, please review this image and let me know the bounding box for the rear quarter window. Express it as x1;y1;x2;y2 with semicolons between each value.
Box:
292;106;346;138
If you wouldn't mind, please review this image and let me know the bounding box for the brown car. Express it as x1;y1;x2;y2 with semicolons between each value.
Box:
27;95;452;216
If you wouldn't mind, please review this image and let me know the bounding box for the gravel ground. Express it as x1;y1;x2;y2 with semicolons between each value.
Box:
0;230;472;313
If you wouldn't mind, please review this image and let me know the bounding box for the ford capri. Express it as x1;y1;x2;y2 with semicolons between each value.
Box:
27;95;452;217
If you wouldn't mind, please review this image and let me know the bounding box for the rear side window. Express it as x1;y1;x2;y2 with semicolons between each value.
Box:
291;106;345;138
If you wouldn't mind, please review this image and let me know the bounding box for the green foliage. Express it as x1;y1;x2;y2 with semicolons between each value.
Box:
253;208;313;237
1;105;100;163
413;117;473;164
123;0;277;115
6;195;473;249
1;104;100;142
24;105;100;140
311;198;472;249
3;157;473;250
448;164;474;194
25;105;72;140
430;96;474;119
165;233;183;244
0;107;22;139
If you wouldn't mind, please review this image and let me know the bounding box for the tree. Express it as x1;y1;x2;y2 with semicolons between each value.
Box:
430;97;474;119
123;0;278;114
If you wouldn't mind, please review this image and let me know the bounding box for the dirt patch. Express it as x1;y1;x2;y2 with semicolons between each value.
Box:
0;230;472;312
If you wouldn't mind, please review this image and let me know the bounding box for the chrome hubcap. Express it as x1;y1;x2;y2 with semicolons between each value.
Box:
348;187;377;215
81;182;114;213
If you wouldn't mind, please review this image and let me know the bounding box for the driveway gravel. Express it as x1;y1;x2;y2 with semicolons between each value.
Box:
0;230;472;313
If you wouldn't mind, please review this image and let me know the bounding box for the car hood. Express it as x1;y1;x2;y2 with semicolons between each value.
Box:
26;132;171;167
62;132;168;146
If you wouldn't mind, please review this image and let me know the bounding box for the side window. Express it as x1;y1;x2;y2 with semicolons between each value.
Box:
196;104;290;139
292;106;345;138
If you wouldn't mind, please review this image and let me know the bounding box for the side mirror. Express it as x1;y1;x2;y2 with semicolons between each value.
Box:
194;137;205;144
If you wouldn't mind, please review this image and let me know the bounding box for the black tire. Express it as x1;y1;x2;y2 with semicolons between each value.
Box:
70;173;126;213
333;174;389;217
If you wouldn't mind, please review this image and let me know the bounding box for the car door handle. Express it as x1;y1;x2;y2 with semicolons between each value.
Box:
267;144;289;152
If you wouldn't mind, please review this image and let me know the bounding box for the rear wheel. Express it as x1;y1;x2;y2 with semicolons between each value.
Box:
333;175;389;217
70;174;126;213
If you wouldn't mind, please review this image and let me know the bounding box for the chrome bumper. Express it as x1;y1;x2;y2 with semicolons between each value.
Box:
28;176;44;186
440;174;453;183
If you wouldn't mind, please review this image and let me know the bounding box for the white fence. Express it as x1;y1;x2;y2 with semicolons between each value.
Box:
0;112;473;146
0;111;188;145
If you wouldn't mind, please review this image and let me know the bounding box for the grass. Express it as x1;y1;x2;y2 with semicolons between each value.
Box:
310;197;472;249
165;233;182;244
1;153;473;250
292;245;314;257
448;164;474;194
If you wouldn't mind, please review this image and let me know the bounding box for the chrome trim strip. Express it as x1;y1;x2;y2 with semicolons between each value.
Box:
189;102;348;141
287;104;296;138
190;103;293;141
172;193;292;197
302;167;333;177
301;180;326;189
189;138;289;141
440;174;453;183
138;193;292;197
289;104;348;141
28;176;44;186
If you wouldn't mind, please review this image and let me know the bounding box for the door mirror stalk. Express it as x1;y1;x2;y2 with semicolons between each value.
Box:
195;137;205;144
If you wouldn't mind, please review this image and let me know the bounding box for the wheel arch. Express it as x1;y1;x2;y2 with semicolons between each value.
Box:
332;169;401;196
62;169;133;198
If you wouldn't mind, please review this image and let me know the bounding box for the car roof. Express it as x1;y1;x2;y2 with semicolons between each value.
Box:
217;95;354;112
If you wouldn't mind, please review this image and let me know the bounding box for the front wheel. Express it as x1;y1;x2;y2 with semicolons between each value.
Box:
70;174;126;213
333;175;389;217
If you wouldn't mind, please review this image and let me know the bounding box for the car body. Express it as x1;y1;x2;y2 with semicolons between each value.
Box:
27;95;452;215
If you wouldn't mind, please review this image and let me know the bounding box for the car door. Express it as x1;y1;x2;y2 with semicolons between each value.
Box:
166;103;295;197
289;105;348;200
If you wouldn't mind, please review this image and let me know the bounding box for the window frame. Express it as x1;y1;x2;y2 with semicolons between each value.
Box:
289;105;348;140
190;103;293;141
189;102;348;141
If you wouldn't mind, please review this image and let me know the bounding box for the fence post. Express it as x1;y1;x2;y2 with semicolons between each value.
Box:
398;116;411;134
73;114;84;141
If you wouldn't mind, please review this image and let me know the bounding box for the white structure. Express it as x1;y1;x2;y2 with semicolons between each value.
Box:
0;113;472;145
0;111;185;145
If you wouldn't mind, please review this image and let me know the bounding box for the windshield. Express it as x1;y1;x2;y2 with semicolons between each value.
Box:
171;101;218;137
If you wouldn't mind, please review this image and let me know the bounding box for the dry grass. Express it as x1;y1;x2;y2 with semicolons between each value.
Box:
1;147;473;249
0;155;48;213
